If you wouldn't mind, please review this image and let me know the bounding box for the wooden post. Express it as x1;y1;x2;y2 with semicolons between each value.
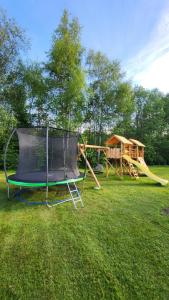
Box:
115;159;117;175
120;142;123;176
79;147;101;189
104;149;109;177
103;149;115;177
106;161;109;177
136;146;139;158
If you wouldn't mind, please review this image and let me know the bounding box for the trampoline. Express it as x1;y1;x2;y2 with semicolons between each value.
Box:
4;127;85;208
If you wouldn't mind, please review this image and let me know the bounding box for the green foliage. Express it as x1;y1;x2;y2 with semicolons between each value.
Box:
0;106;16;143
23;63;49;126
0;106;16;167
133;87;166;164
2;62;30;126
112;82;135;136
0;8;28;85
86;50;135;145
84;148;98;167
86;50;122;133
46;10;86;130
0;9;29;127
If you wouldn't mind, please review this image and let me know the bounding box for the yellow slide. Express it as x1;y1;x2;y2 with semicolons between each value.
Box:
122;155;168;186
137;157;149;169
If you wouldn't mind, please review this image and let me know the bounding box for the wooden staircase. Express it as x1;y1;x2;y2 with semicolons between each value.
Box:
123;160;139;179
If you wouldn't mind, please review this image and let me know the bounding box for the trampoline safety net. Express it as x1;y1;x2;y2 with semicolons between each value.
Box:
8;128;81;183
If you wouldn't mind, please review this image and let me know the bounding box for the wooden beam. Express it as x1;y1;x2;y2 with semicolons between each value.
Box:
79;147;101;189
105;156;114;169
120;142;123;176
103;149;111;177
105;160;109;177
80;144;109;150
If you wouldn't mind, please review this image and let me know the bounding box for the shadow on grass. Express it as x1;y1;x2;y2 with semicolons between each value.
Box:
0;184;84;212
0;190;25;212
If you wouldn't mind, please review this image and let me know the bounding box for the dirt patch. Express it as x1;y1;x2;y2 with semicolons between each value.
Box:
161;207;169;215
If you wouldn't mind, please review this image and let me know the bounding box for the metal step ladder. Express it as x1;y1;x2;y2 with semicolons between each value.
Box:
67;182;84;209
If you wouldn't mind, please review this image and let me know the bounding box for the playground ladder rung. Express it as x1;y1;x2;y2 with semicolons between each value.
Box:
72;196;81;200
67;181;84;209
74;199;82;203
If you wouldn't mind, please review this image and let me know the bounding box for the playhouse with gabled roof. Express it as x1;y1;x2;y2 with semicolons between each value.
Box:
106;134;133;159
105;134;146;178
106;135;145;160
129;139;145;159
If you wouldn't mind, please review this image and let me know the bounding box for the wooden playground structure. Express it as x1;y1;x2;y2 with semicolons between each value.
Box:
105;135;146;178
79;134;168;188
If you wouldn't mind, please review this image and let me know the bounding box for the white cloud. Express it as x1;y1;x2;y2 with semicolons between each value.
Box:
125;6;169;93
133;51;169;93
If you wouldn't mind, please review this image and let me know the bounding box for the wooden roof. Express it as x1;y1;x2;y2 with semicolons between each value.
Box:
106;134;133;145
129;139;145;147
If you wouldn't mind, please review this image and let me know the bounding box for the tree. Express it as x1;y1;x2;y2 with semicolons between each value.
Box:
0;9;29;126
46;10;86;129
2;61;31;126
133;86;165;164
23;63;49;126
0;105;16;167
0;8;28;89
112;82;135;136
0;106;16;143
134;87;165;139
86;50;134;145
163;93;169;134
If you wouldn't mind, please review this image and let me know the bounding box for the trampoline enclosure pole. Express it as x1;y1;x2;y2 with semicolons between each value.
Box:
46;127;49;200
63;134;66;179
4;128;16;200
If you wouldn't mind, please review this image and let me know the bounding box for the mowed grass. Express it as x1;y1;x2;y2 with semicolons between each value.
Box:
0;167;169;299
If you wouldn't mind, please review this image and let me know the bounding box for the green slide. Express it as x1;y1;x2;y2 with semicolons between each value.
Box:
123;155;168;186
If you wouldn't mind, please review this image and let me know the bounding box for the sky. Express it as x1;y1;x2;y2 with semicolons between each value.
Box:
1;0;169;93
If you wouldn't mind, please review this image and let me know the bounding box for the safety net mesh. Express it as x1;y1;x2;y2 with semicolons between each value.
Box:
9;127;81;183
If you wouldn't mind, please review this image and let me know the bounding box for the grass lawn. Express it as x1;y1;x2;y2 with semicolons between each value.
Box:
0;167;169;299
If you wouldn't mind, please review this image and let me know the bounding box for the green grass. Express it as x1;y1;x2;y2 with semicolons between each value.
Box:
0;167;169;299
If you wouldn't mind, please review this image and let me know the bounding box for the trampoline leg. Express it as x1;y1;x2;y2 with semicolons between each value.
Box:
45;186;53;208
46;186;49;201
